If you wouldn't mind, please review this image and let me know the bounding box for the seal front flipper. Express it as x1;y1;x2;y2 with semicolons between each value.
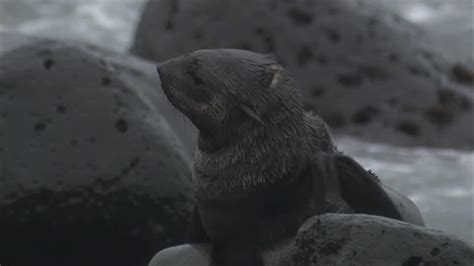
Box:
186;204;210;243
380;184;425;226
334;155;403;221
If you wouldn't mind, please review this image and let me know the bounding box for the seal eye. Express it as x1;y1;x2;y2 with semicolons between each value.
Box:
187;68;205;86
192;73;205;86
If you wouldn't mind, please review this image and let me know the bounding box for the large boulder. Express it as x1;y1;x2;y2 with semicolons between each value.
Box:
0;30;42;54
292;214;474;265
0;31;197;266
148;214;474;266
131;0;474;150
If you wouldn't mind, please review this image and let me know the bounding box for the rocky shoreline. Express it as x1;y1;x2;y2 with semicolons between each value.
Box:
1;0;473;265
132;0;474;150
149;214;474;266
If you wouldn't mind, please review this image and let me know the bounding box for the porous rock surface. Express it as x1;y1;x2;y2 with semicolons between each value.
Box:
131;0;474;149
292;214;474;266
148;214;474;266
0;31;197;266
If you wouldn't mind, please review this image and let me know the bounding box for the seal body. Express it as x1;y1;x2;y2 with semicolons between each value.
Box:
156;49;424;266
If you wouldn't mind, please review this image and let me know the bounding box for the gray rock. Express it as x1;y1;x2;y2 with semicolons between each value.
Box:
149;243;211;266
293;214;474;266
0;31;197;266
0;30;41;54
131;0;474;150
149;214;473;266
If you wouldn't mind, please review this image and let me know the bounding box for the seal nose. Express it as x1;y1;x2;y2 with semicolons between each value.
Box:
156;60;174;78
156;63;163;76
156;55;186;75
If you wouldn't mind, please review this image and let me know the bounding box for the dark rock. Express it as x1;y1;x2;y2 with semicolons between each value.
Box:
0;32;197;266
352;105;380;124
292;214;474;266
451;64;474;86
395;121;421;137
131;0;474;150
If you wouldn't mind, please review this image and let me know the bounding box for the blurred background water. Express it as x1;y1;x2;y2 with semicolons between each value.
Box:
0;0;472;243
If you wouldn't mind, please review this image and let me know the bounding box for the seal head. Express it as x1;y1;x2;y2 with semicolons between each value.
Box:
157;49;303;151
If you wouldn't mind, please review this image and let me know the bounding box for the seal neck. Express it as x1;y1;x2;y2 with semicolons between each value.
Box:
197;96;307;153
197;131;230;153
196;111;263;153
194;110;315;193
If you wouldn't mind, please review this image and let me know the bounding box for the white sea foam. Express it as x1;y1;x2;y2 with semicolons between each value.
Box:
337;136;473;243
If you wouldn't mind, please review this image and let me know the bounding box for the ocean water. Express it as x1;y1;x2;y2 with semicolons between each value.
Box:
0;0;473;243
337;137;473;243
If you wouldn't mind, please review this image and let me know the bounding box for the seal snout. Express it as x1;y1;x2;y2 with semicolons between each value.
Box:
156;61;171;79
156;59;179;91
156;60;178;102
156;56;186;77
156;63;163;76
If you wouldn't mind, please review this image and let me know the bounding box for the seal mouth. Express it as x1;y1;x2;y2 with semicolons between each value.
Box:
157;64;184;111
157;58;213;113
156;67;172;96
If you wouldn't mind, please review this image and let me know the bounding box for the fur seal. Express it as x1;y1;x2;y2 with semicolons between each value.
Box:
156;49;424;266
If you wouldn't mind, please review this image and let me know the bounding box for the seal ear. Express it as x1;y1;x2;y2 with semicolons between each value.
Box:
240;104;265;126
265;63;285;89
264;53;278;62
